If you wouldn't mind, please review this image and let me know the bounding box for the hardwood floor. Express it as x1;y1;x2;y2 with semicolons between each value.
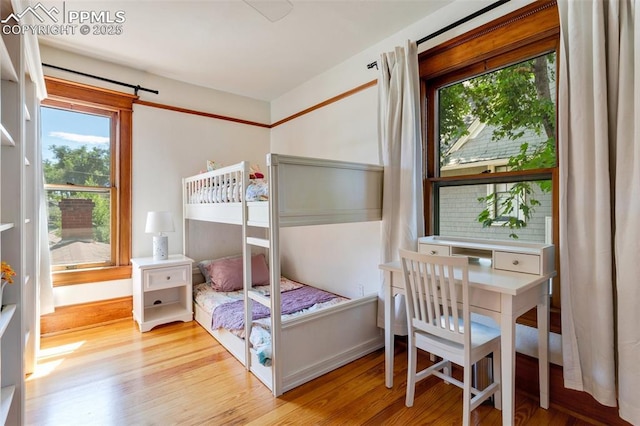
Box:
26;320;596;426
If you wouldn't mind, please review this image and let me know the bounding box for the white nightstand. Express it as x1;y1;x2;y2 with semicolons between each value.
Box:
131;254;194;332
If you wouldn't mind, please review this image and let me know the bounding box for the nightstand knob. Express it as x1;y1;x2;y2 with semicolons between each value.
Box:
512;260;519;265
429;250;437;255
166;276;171;280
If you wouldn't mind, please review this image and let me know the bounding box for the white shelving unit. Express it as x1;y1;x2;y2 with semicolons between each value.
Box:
0;0;45;422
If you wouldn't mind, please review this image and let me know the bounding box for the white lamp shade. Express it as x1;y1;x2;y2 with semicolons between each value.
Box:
145;211;174;234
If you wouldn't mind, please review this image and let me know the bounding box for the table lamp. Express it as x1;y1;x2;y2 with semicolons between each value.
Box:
145;211;174;260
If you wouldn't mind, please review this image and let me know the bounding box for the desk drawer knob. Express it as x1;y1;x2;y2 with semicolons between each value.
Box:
429;250;437;255
512;260;519;266
166;276;171;280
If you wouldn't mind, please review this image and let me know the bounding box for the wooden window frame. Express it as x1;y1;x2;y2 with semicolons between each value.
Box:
419;1;561;324
43;76;137;285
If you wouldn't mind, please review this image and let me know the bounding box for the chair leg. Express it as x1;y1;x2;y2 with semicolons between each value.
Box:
462;364;472;426
406;341;417;407
493;349;502;410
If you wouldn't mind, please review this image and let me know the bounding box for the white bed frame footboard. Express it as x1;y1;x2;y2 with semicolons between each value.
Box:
184;154;384;396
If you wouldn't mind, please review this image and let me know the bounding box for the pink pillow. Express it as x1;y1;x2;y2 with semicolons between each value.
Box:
207;253;269;292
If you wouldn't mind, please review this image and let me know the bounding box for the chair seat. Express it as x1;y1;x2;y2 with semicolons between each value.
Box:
438;315;501;347
415;318;500;366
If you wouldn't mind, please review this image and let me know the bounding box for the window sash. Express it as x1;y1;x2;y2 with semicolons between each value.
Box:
43;76;136;285
420;1;561;312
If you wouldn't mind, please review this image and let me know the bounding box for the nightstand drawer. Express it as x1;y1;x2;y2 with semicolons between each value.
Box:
494;251;540;275
144;266;189;290
418;243;451;256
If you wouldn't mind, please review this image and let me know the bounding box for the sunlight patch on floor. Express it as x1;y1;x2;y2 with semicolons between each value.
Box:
39;340;85;359
27;359;64;380
26;340;85;380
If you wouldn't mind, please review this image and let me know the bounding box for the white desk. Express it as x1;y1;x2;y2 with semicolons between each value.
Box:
380;237;555;426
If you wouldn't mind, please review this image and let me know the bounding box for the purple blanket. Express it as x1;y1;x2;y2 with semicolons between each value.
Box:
211;285;338;330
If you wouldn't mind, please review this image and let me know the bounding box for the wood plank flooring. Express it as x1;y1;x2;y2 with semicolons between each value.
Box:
26;320;596;425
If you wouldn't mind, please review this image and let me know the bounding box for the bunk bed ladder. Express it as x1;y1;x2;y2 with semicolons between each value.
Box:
242;157;281;396
242;154;282;396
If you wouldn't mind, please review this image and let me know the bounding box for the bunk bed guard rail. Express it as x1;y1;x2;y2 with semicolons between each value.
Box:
266;153;383;227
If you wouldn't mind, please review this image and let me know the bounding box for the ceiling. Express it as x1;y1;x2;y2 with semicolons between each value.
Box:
37;0;453;101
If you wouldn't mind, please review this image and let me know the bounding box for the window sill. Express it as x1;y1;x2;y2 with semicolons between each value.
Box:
53;265;132;287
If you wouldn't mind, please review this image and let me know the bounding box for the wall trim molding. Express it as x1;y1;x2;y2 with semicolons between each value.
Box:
133;79;379;130
134;99;271;128
270;79;377;128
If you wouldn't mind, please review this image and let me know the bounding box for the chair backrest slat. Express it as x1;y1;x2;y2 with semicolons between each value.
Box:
400;249;470;346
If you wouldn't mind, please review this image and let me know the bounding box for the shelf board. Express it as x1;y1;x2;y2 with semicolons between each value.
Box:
143;301;188;323
0;304;17;337
0;386;15;425
1;124;15;146
0;222;15;232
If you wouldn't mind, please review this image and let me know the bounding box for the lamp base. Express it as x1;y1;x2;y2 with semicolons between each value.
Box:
152;235;168;261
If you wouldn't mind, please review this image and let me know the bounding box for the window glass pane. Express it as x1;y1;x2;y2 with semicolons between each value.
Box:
438;52;556;177
41;107;111;186
47;189;112;267
437;180;552;243
41;105;113;269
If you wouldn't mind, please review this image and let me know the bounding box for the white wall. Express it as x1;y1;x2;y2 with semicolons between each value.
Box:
43;0;538;307
271;86;381;297
41;45;270;306
269;0;535;298
131;105;269;259
40;45;270;123
270;0;535;123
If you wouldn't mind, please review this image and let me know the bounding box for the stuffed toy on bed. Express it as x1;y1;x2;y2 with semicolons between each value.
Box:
250;164;264;179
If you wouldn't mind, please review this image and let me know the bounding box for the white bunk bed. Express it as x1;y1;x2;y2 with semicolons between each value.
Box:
183;153;384;396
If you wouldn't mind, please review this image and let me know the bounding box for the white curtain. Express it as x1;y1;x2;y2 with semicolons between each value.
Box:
558;0;639;423
377;41;425;335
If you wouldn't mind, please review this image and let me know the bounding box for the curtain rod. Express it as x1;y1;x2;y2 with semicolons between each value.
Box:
367;0;510;70
42;63;159;96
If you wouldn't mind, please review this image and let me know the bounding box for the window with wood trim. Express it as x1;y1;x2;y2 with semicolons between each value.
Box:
42;77;136;285
420;2;561;315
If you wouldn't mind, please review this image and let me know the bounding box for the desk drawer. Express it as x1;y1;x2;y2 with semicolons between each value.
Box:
418;243;451;256
144;265;190;290
494;251;540;275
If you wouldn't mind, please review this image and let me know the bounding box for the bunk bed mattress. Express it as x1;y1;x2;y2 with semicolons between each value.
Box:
193;278;347;366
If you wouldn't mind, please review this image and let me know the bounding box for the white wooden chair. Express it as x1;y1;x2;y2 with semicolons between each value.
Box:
399;249;502;426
